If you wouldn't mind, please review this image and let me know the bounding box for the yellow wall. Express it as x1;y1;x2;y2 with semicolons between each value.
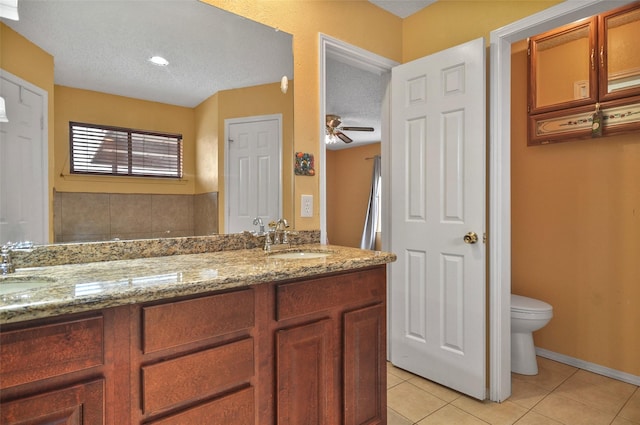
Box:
402;0;563;61
1;23;55;239
194;92;219;195
511;40;640;376
326;143;381;248
54;86;196;194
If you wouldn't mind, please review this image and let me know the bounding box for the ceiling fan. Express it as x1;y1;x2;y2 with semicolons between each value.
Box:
325;114;374;144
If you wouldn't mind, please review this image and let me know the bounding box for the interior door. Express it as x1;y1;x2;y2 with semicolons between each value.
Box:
226;115;281;234
389;38;486;399
0;72;48;245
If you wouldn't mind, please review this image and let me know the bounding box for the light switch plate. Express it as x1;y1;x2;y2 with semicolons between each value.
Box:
301;194;313;217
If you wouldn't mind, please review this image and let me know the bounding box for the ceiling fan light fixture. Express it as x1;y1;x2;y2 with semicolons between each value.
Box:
325;132;338;144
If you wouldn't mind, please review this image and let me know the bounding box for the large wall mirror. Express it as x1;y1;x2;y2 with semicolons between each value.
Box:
1;0;293;245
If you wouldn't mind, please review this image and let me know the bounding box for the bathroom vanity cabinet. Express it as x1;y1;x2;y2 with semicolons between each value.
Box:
0;266;387;425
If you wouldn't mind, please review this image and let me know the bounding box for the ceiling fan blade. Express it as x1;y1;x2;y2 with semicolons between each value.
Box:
340;126;374;132
336;131;353;143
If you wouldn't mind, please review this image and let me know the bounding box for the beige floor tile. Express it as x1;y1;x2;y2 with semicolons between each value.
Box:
388;362;419;381
388;407;413;425
509;379;550;409
451;396;527;425
533;393;616;425
417;404;490;424
388;371;405;389
512;358;577;392
408;376;462;403
611;416;640;425
553;370;637;414
387;381;448;423
514;411;563;425
619;388;640;423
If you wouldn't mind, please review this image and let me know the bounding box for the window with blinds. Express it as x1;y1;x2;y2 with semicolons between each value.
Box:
69;122;183;178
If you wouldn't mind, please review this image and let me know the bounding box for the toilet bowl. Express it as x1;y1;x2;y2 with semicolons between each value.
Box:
511;294;553;375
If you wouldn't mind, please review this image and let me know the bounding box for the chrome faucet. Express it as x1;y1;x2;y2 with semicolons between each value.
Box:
276;218;290;244
1;243;16;274
262;218;290;251
252;217;266;235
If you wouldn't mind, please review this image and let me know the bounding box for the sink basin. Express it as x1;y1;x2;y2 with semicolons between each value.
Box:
0;276;55;295
269;251;331;260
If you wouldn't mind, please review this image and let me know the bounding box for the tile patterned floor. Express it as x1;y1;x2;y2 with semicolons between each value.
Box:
387;357;640;425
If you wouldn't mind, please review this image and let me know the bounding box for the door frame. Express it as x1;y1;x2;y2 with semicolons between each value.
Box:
319;35;398;248
0;68;49;244
223;113;283;234
488;0;636;401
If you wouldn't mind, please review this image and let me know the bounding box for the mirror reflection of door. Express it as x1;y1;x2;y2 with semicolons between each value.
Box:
225;115;282;234
0;71;48;246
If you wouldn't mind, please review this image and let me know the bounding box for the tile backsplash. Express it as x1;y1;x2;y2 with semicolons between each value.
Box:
54;191;218;242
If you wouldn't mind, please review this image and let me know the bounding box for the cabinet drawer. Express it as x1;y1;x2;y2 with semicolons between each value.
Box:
141;337;254;415
0;379;105;424
0;316;104;389
276;268;386;321
142;289;254;354
148;386;254;425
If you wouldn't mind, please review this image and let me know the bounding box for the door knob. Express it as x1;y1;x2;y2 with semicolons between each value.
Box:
463;232;478;244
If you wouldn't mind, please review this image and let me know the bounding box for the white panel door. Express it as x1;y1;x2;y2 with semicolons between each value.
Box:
0;73;48;245
226;115;281;234
389;38;486;399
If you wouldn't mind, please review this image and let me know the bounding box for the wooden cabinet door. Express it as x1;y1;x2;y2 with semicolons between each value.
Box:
344;304;386;425
0;380;105;425
276;319;336;425
528;17;598;115
598;2;640;102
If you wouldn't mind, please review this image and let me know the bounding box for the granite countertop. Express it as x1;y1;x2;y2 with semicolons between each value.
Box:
0;244;396;325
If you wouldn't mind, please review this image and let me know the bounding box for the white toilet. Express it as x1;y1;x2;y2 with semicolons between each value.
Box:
511;294;553;375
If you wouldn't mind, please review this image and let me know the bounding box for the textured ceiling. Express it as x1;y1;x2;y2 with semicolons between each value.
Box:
326;56;385;150
3;0;293;108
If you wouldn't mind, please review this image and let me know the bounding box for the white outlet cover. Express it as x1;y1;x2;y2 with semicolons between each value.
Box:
301;194;313;217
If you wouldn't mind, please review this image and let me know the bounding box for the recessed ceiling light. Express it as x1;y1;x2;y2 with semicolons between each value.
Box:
149;56;169;67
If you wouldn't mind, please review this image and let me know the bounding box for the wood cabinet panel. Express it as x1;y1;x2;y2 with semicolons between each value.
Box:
0;379;105;425
142;289;254;354
148;387;254;425
141;337;254;415
276;319;336;425
276;267;386;321
344;304;386;425
0;316;104;389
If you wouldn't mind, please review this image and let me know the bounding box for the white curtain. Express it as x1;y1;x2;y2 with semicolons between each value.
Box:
360;155;381;250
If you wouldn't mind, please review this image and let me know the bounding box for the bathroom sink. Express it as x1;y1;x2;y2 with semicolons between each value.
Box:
0;276;55;294
268;251;331;260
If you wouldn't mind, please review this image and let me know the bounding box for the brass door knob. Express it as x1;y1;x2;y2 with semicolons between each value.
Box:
463;232;478;244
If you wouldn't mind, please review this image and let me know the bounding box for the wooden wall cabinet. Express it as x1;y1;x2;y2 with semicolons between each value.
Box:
528;1;640;145
0;266;387;425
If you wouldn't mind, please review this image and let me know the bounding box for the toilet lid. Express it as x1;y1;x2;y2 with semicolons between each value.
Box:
511;294;552;313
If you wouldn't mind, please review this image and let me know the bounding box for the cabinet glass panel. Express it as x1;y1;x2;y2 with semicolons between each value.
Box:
530;18;597;114
601;4;640;100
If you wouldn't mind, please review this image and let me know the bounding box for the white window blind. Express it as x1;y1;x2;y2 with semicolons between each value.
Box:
70;122;182;178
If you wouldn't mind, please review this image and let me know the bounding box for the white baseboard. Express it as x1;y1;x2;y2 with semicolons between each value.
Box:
536;347;640;386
